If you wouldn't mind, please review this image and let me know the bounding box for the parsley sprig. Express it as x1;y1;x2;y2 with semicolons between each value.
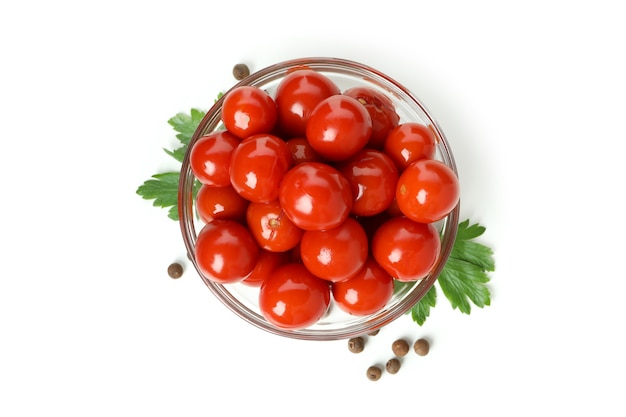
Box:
136;99;222;220
137;105;495;326
409;219;494;325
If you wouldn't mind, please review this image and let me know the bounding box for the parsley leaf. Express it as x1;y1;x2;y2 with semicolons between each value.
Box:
409;219;495;324
168;108;207;145
136;104;216;220
410;285;437;326
136;172;182;220
163;108;207;163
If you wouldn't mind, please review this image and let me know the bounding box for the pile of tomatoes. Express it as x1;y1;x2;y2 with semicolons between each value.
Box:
188;68;460;330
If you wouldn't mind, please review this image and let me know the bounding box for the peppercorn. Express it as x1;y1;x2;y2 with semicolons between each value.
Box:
414;338;430;356
391;338;410;357
366;365;382;381
167;262;183;279
347;337;365;353
386;358;401;374
367;329;380;336
232;63;250;80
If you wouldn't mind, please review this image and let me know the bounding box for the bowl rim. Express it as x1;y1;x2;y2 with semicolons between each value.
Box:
178;57;460;340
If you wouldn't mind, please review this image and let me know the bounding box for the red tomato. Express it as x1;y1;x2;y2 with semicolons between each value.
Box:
285;137;323;164
332;256;394;315
305;95;372;161
396;159;460;223
194;219;259;284
221;86;277;139
344;86;400;149
242;249;290;287
386;197;403;217
189;131;240;186
274;69;340;137
357;211;392;242
372;216;441;282
259;263;331;330
299;217;368;283
384;122;437;171
229;133;293;203
196;184;249;224
337;149;399;216
246;200;304;252
278;162;353;231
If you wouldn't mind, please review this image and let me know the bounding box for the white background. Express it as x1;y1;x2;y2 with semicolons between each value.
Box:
1;0;624;415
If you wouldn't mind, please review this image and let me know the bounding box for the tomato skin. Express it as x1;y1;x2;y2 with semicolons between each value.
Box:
337;149;399;216
305;95;372;161
286;137;323;164
246;200;304;252
278;162;353;231
299;217;368;283
396;159;460;223
221;86;277;139
194;219;260;284
189;131;240;186
372;216;441;282
242;249;290;287
344;86;400;149
196;184;249;224
386;197;403;217
332;256;394;315
384;122;437;171
259;263;331;330
357;211;392;242
274;69;340;138
229;133;293;203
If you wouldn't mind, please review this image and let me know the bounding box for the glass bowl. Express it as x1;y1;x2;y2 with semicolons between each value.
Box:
178;57;459;341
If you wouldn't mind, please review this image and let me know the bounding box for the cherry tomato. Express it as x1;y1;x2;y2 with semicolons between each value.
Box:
274;69;340;137
344;86;400;149
189;131;240;186
246;199;304;252
305;95;372;161
299;217;368;282
278;162;353;231
387;198;406;218
332;256;394;315
396;159;460;223
337;149;399;216
357;211;392;242
242;249;290;287
194;219;259;284
221;86;277;139
285;137;323;164
229;133;293;203
372;216;441;282
196;184;249;224
384;122;437;171
259;263;331;330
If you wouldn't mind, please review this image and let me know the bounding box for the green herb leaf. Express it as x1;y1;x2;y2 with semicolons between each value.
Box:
410;285;437;326
136;172;182;220
436;220;493;314
409;219;494;324
163;146;187;163
163;108;207;163
137;100;222;221
168;108;207;146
